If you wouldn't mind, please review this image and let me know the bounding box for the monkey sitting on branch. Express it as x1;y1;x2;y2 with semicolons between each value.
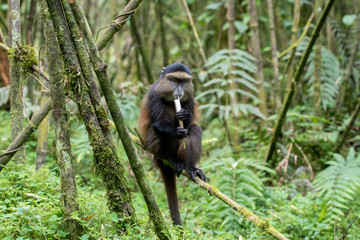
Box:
138;63;206;226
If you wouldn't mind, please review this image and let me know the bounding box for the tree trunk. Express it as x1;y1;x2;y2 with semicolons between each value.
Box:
9;0;25;164
96;0;142;51
248;0;268;121
266;0;281;111
265;0;336;163
45;0;137;230
35;81;50;170
283;0;301;100
335;98;360;153
69;1;171;238
0;101;51;172
227;0;237;106
273;0;288;51
41;2;84;237
26;0;37;105
313;0;323;113
130;16;154;83
336;2;359;115
156;0;169;67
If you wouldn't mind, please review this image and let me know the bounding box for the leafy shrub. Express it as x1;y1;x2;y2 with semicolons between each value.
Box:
314;148;360;223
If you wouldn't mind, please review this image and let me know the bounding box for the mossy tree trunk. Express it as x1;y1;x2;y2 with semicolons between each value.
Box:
96;0;143;51
40;3;84;237
44;0;137;230
69;1;171;238
265;0;336;163
0;101;51;172
9;0;25;164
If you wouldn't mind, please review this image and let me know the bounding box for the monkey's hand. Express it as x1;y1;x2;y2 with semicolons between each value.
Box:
186;167;206;182
176;108;190;121
176;127;188;138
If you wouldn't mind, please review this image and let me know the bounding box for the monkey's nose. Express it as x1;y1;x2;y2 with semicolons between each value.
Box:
173;86;184;99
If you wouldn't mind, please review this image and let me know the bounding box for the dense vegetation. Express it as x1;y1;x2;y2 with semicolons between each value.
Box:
0;0;360;239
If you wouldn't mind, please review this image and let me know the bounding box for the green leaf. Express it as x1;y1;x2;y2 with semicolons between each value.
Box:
342;14;356;26
110;212;119;222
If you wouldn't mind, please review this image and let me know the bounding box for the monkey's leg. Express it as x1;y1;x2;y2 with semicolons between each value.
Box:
178;124;206;181
157;159;182;226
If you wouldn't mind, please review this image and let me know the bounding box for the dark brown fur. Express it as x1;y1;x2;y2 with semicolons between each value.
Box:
138;63;205;226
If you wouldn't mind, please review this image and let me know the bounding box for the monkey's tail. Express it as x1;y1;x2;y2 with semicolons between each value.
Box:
158;160;182;226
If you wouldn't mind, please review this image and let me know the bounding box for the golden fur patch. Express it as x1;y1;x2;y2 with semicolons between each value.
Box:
165;71;192;80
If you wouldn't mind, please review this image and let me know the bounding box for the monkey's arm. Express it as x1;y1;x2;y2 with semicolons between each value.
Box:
152;118;188;138
178;123;206;181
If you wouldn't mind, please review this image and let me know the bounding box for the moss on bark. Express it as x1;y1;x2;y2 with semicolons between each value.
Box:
69;1;171;239
41;1;84;237
45;0;137;230
9;0;25;164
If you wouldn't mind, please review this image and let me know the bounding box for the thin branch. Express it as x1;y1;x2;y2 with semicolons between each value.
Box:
0;100;51;171
180;0;207;65
131;133;289;240
96;0;142;51
338;216;358;240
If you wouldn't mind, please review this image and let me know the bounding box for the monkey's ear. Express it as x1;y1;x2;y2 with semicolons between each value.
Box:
160;67;166;77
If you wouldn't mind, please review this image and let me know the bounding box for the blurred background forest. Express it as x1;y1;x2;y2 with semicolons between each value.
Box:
0;0;360;239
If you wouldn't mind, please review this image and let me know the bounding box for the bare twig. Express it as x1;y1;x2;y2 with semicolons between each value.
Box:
338;216;358;240
180;0;207;65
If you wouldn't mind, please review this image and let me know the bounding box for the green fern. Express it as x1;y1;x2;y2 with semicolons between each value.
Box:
196;49;265;120
297;37;341;110
207;157;273;230
313;148;360;222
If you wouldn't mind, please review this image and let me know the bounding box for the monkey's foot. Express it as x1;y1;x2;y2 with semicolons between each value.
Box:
186;167;206;182
172;162;184;177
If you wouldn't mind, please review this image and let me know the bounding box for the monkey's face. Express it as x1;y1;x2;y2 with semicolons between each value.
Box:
155;71;194;102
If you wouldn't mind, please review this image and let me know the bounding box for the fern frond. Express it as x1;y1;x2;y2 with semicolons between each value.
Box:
197;49;259;120
313;148;360;222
